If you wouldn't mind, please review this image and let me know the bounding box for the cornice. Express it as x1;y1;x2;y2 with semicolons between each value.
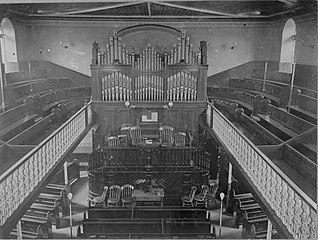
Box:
271;12;317;28
13;18;272;29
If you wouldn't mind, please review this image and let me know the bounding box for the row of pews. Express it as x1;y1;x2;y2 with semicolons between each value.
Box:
8;160;80;239
9;183;66;239
0;76;91;143
78;206;215;239
208;76;317;124
233;191;279;239
212;99;317;201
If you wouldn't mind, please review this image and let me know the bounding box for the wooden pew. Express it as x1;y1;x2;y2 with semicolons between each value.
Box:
81;218;211;235
13;77;72;104
207;87;255;115
229;78;290;107
40;87;91;116
86;206;206;220
258;104;315;140
288;93;317;124
10;225;43;239
24;210;52;238
0;103;37;141
30;202;61;228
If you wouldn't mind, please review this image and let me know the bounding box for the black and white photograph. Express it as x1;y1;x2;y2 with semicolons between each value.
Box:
0;0;317;239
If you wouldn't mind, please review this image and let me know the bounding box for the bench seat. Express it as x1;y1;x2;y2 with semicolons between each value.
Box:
0;114;37;140
258;114;298;138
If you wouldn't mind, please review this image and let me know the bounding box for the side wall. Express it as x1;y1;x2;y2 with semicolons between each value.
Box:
12;13;317;78
13;20;269;77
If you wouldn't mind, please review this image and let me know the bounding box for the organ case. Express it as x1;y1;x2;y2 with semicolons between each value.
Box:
91;30;208;102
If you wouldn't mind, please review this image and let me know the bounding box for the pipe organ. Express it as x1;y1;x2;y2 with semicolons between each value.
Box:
91;30;208;102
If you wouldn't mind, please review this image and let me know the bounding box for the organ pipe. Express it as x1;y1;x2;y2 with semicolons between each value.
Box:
93;31;204;102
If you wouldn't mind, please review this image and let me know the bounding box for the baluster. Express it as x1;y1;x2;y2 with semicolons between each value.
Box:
119;72;123;101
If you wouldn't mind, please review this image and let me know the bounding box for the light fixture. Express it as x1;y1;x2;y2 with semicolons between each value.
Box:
68;192;73;238
219;192;225;237
125;101;135;109
163;101;173;109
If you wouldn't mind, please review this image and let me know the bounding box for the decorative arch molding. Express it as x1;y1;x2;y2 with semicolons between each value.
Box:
117;24;182;37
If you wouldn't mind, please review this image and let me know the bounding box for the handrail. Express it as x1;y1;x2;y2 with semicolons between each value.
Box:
206;101;317;239
0;101;93;227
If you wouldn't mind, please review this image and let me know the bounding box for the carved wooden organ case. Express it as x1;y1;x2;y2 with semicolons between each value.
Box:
91;30;208;102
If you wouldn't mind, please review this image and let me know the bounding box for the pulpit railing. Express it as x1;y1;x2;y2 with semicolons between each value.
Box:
0;102;94;231
89;147;209;172
206;102;317;239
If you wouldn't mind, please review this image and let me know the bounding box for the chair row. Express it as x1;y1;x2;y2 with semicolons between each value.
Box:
90;184;134;207
181;180;219;207
106;125;191;147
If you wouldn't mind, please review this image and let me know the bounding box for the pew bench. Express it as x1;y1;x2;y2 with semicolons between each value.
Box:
0;114;38;141
30;202;61;228
21;216;51;239
24;210;52;238
86;206;207;220
77;232;216;239
10;225;43;239
82;218;211;235
288;105;317;124
258;104;315;140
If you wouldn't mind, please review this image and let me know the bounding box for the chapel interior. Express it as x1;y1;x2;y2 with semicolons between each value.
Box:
0;0;317;239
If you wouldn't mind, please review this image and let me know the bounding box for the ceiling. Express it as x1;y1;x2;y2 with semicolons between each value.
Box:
0;0;317;22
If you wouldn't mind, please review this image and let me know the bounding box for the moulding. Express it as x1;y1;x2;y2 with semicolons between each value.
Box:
271;12;317;28
13;18;272;29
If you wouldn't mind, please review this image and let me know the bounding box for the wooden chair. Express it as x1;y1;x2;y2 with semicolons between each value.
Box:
90;186;108;207
129;126;146;146
205;179;219;208
181;186;197;206
159;126;174;147
174;132;186;147
118;134;128;146
194;184;209;206
120;184;134;206
106;136;119;147
107;185;121;206
120;124;132;144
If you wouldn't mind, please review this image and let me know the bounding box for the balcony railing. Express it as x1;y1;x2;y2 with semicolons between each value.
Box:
0;102;94;230
206;102;317;239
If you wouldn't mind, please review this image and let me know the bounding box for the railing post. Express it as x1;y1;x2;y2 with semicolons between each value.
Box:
85;103;88;127
16;220;22;240
266;220;273;239
226;162;232;212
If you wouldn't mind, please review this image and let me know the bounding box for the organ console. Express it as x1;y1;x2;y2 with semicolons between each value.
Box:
91;30;208;102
